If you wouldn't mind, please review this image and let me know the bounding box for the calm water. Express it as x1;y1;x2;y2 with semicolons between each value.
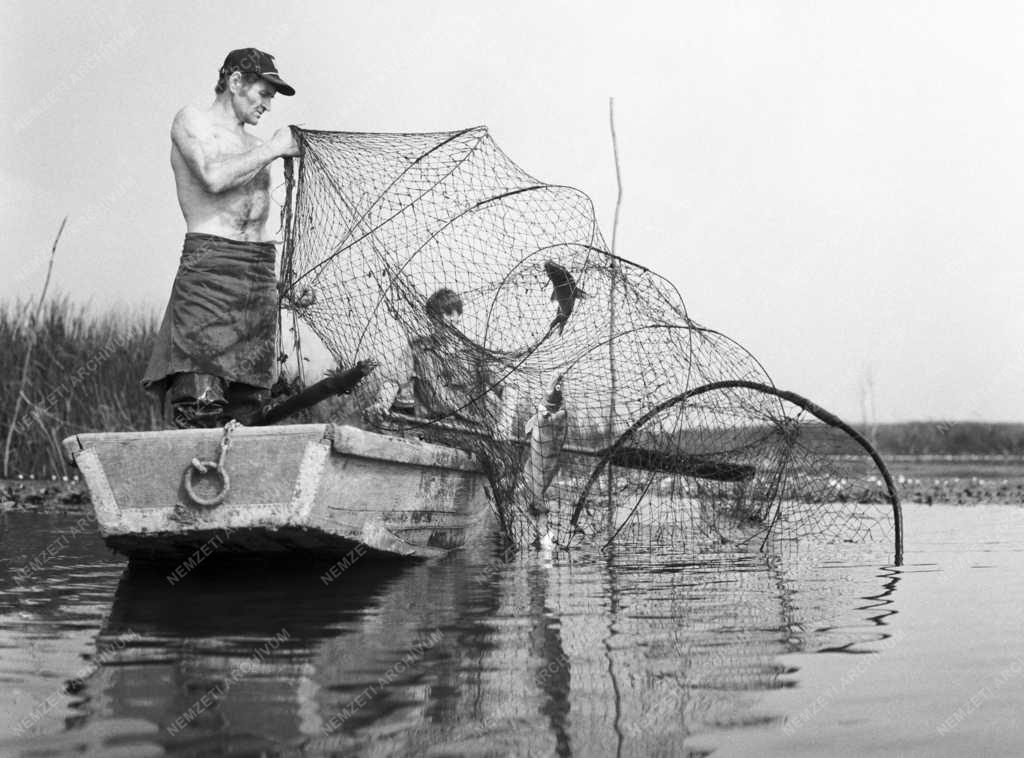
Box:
1;497;1022;757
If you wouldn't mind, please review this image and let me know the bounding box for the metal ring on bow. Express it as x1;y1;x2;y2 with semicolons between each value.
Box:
182;458;230;508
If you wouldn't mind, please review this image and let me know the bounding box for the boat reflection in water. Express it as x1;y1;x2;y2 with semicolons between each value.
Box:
66;532;897;756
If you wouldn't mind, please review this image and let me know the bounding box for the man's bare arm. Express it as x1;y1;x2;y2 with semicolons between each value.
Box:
171;107;298;194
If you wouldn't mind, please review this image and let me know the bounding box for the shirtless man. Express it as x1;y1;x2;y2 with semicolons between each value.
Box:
142;48;300;427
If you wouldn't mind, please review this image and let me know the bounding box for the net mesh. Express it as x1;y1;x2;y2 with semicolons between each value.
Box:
279;126;900;558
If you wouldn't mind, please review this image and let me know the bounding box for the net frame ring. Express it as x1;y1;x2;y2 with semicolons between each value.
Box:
183;458;231;508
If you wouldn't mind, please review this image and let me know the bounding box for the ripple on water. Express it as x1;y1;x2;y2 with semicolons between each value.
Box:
0;495;922;756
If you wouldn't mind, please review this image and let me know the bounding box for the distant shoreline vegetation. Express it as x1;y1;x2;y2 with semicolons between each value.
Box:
2;300;1023;479
864;424;1024;459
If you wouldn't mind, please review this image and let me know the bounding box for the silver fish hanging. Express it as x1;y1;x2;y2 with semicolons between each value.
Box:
523;372;568;546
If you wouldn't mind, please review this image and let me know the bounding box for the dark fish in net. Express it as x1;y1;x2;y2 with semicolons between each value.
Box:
277;126;902;563
544;261;588;337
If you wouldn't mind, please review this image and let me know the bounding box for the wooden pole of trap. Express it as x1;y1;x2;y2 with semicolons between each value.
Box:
607;98;624;528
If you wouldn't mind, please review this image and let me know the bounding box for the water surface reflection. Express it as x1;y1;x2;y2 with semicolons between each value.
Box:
1;502;897;756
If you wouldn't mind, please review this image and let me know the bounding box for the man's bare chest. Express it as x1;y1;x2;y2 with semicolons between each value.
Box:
214;130;270;188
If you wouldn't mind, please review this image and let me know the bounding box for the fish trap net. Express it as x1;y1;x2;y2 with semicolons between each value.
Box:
279;126;902;562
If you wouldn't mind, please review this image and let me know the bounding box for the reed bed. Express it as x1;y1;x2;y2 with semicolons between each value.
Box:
0;296;160;478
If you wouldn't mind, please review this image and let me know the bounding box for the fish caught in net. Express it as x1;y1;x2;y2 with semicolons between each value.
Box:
277;126;902;562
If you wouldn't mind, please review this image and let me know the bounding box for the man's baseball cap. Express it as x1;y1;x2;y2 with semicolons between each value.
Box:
219;48;295;96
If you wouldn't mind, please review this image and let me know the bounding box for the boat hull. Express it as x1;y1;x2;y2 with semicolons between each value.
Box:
62;424;494;560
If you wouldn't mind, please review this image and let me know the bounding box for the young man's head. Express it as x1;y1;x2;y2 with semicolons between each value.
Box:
425;288;464;327
215;48;295;125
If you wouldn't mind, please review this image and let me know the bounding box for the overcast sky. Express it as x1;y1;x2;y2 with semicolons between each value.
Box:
2;0;1022;423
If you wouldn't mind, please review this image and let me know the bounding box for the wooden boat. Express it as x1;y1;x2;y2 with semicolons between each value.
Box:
61;423;494;561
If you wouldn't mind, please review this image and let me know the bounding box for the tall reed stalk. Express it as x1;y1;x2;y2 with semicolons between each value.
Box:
3;218;65;477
